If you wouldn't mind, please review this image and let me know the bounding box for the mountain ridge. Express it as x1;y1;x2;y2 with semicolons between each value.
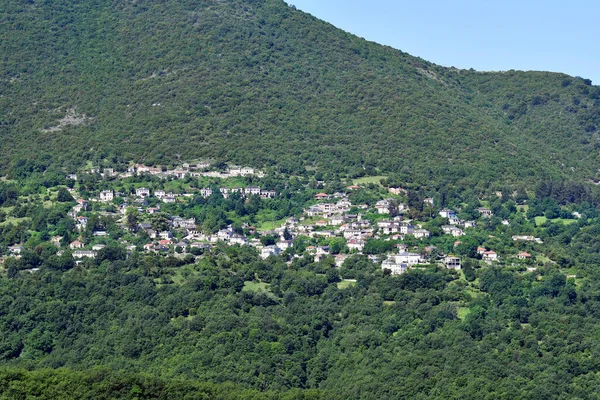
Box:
1;0;599;187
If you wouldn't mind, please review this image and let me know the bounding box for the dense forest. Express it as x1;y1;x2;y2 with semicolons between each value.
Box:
1;0;600;187
1;169;600;398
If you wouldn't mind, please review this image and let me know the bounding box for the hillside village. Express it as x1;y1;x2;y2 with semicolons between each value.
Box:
0;159;566;281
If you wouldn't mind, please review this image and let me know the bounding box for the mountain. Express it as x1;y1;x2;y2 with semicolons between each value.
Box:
1;0;600;187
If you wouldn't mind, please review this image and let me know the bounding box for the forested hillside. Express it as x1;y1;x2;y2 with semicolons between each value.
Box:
1;0;600;187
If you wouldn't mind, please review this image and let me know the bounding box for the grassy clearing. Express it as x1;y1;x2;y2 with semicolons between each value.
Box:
383;301;396;306
163;265;200;286
535;216;577;226
337;280;357;289
352;176;387;186
0;217;30;227
457;307;471;320
242;281;271;293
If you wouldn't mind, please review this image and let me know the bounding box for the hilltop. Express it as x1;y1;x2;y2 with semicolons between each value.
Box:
1;0;600;188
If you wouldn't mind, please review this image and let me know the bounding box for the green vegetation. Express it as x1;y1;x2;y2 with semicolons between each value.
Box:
4;0;600;397
352;176;388;186
1;0;600;189
0;171;600;398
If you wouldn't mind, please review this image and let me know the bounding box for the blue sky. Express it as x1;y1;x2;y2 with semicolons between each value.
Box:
286;0;600;85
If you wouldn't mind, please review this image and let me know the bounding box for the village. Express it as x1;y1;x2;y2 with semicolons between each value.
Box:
0;158;556;279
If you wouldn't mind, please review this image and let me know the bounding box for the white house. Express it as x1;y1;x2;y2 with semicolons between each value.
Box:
412;229;430;239
100;190;114;202
261;245;281;259
240;167;255;176
444;256;461;270
73;250;97;259
483;250;498;262
392;252;422;266
136;187;150;197
382;259;408;275
439;209;456;219
70;240;85;249
347;239;365;252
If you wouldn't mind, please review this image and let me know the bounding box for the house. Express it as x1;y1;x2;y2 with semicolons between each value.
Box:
412;229;430;239
444;256;461;270
477;208;493;217
159;231;173;240
512;235;543;244
162;196;176;203
375;199;391;214
329;215;345;226
245;186;261;196
482;250;498;262
200;188;213;198
477;247;486;255
399;222;414;235
76;198;88;209
240;167;255;176
389;187;407;195
448;216;461;225
77;216;88;230
423;198;434;206
463;220;476;228
230;234;248;245
439;209;456;219
392;252;422;266
72;250;97;259
154;190;166;198
93;231;108;237
172;217;196;230
92;244;106;251
347;239;366;252
451;228;465;237
70;240;84;249
260;190;276;199
103;168;115;177
314;193;330;200
277;240;294;251
382;259;408;275
171;170;187;179
228;166;242;176
99;190;114;202
8;245;23;256
442;225;464;236
66;174;78;181
217;229;232;240
518;251;532;259
261;245;281;259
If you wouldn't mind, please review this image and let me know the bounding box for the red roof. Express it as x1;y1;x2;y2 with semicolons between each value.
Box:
315;193;329;198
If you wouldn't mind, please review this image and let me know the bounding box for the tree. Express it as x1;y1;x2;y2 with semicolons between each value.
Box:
56;188;74;203
126;207;140;232
149;212;170;233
